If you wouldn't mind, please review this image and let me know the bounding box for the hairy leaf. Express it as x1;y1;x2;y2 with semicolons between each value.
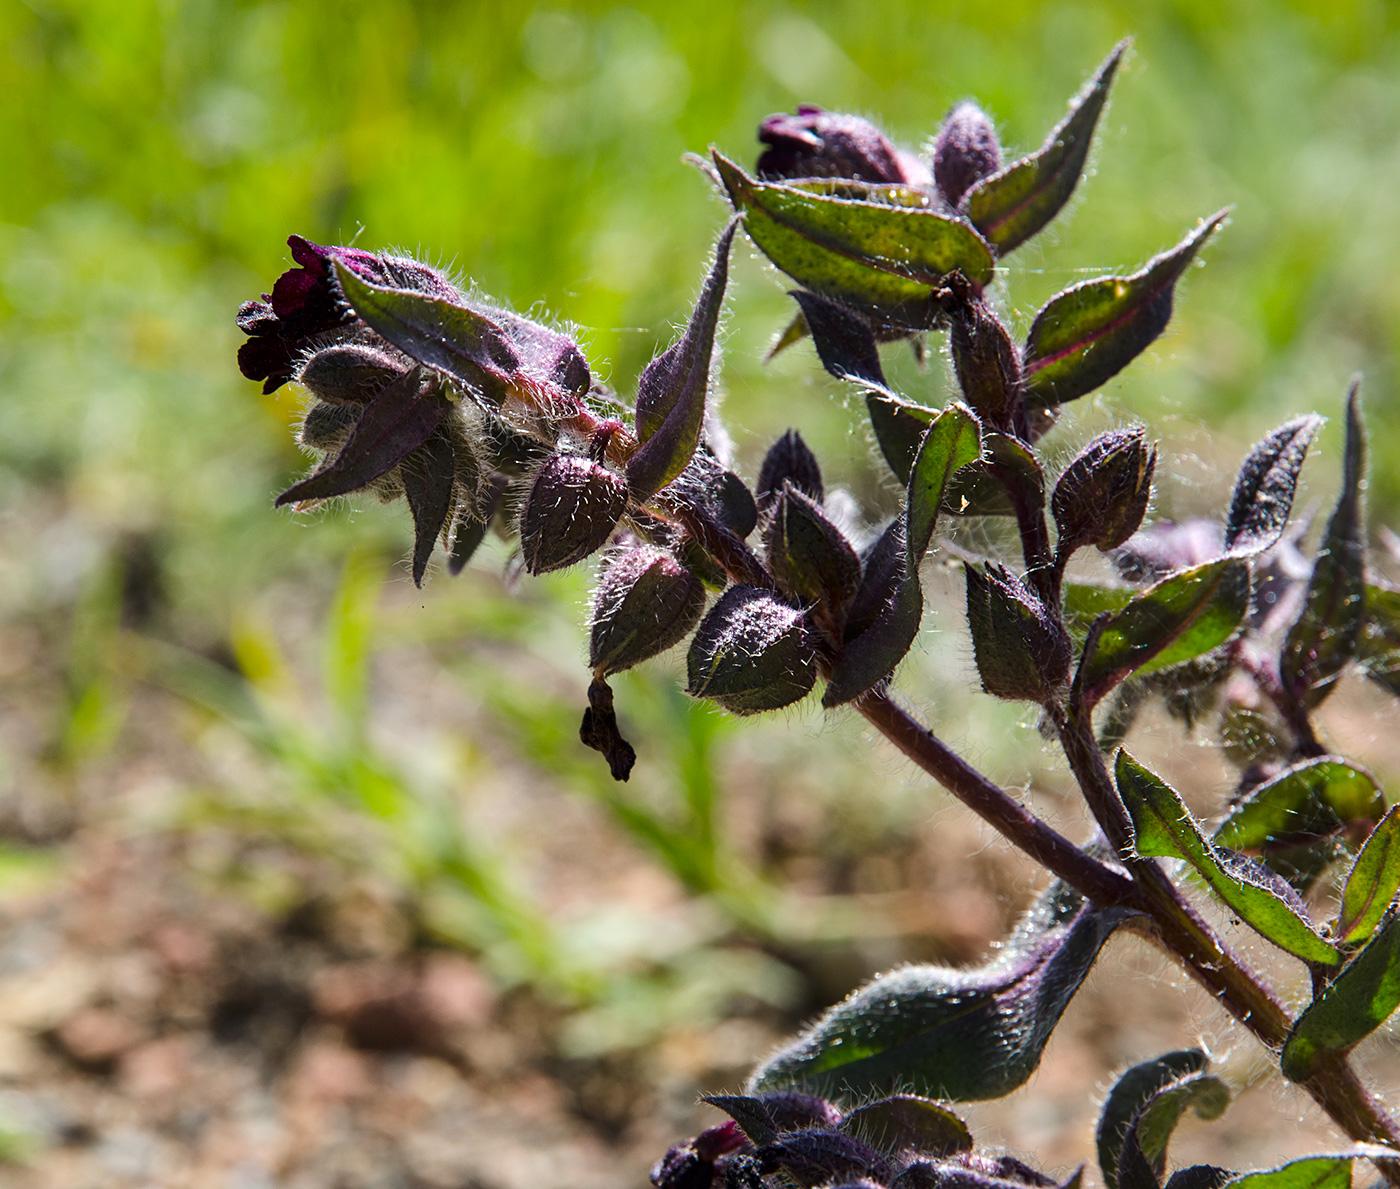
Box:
276;369;453;507
701;1095;778;1146
628;222;736;497
1281;383;1367;710
1223;416;1323;556
1215;759;1383;854
747;882;1129;1100
1097;1050;1211;1189
964;41;1128;253
714;151;995;325
1116;751;1340;966
1225;1158;1354;1189
400;430;456;587
1337;806;1400;946
841;1096;972;1158
866;392;938;485
1283;909;1400;1081
825;406;980;704
1074;560;1249;710
1116;1071;1230;1189
944;432;1045;518
791;289;888;391
1359;582;1400;698
1023;212;1227;410
333;263;522;398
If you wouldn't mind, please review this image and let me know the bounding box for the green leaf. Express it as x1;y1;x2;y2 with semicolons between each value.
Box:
1226;1158;1353;1189
713;151;995;326
825;406;980;705
866;391;937;485
840;1095;972;1158
964;41;1128;254
334;262;522;400
747;881;1129;1100
1063;582;1135;640
1223;416;1323;557
1097;1050;1211;1189
1116;1071;1230;1189
1023;212;1227;410
1283;910;1400;1082
1074;560;1249;710
943;432;1045;518
1281;382;1367;710
1215;758;1383;853
1116;751;1340;966
1337;806;1400;945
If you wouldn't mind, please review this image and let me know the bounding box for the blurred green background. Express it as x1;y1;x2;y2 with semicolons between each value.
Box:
2;0;1400;1180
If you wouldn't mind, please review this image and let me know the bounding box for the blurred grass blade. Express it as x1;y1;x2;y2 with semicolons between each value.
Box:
1115;751;1340;966
1024;212;1227;410
323;548;384;739
964;40;1128;253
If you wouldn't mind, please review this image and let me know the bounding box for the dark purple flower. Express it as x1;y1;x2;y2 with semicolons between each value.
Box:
757;105;924;186
237;235;460;394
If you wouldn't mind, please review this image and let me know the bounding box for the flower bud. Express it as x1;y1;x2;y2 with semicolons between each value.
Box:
950;300;1023;432
757;429;824;513
519;455;629;575
765;484;861;613
965;564;1071;702
757;106;907;184
299;401;360;452
932;102;1002;209
687;585;817;714
758;1129;888;1188
589;547;706;676
1051;428;1157;555
298;343;406;405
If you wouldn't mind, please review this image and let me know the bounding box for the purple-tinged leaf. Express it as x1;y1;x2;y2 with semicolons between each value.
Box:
1023;212;1227;410
1281;383;1367;710
866;392;938;485
963;41;1128;254
747;880;1131;1100
678;449;759;537
628;222;736;498
1282;909;1400;1082
332;262;523;401
757;429;824;511
1223;416;1323;556
276;369;452;507
757;1129;890;1187
400;431;456;587
965;563;1070;703
766;484;862;614
1097;1051;1212;1189
1105;1056;1229;1189
843;519;904;645
1116;751;1340;966
841;1096;972;1159
447;475;505;576
1336;805;1400;946
1215;758;1382;855
1073;560;1249;710
713;151;994;327
700;1095;779;1145
825;405;980;705
790;290;888;391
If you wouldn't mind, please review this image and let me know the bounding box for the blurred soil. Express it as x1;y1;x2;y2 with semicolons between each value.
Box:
1;570;1398;1189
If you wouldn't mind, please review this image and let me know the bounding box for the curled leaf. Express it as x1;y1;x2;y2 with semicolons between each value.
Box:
1097;1050;1211;1189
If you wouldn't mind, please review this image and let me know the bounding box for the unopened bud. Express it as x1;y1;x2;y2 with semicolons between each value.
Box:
300;401;360;452
965;564;1070;702
520;454;629;575
757;429;824;512
758;1129;887;1187
932;102;1002;208
950;301;1023;432
687;585;817;714
765;484;861;613
1051;428;1157;554
589;547;706;675
757;106;906;184
298;343;405;405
